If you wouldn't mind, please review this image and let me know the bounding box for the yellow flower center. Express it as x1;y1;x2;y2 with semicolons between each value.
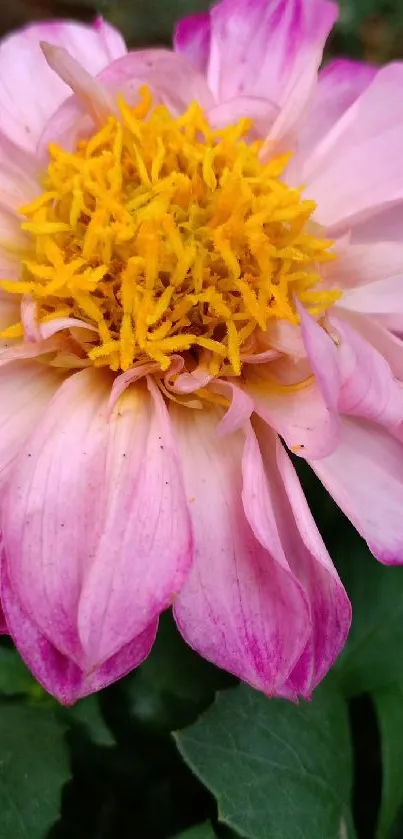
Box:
2;86;339;376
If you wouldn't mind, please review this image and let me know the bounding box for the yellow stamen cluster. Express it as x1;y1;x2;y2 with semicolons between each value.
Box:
2;86;339;375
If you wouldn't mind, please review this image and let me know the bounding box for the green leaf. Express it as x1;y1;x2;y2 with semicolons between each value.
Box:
59;694;114;746
121;612;234;732
0;646;37;696
333;528;403;696
175;681;352;839
373;684;403;839
174;823;217;838
0;699;70;839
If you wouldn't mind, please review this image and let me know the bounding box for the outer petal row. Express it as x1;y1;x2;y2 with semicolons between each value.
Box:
0;369;192;703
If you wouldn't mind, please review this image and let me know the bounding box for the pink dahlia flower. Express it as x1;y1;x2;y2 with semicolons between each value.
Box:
0;0;402;705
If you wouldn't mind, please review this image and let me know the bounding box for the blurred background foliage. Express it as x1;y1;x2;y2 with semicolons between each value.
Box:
1;0;403;61
1;2;403;839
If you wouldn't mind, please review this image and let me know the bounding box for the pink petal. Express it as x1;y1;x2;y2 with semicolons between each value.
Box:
0;361;62;488
174;12;211;75
305;64;403;230
246;420;351;695
247;308;340;458
99;49;214;113
1;369;192;674
0;296;21;340
297;301;340;414
0;548;7;632
171;404;311;695
333;315;403;425
38;47;215;156
296;58;377;162
211;380;254;437
77;376;193;667
311;417;403;564
207;96;279;139
0;19;126;152
335;308;403;380
0;132;39;214
0;207;29;278
198;0;336;141
323;237;403;291
340;275;403;317
0;550;157;704
247;373;340;458
40;42;117;125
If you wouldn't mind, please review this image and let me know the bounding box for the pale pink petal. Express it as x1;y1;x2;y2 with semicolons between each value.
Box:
0;207;29;278
247;373;340;458
0;551;157;704
245;420;351;695
173;368;212;394
263;319;306;358
99;49;214;113
0;19;126;152
323;238;403;291
0;132;39;214
108;362;159;408
40;42;118;125
0;361;62;488
174;12;211;75
39;316;97;340
77;376;192;667
305;64;403;230
171;404;311;695
38;47;215;156
332;315;403;425
207;97;279;139
296;58;377;162
1;369;192;674
311;417;403;564
247;308;340;458
201;0;336;132
212;380;254;437
0;337;64;366
297;302;340;414
0;296;21;341
340;275;403;317
335;308;403;381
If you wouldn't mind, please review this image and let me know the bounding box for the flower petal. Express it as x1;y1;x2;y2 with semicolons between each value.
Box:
99;49;214;112
311;417;403;564
305;64;403;230
296;58;377;162
0;19;126;152
297;301;340;414
247;373;340;458
78;376;192;667
0;361;62;488
0;132;39;214
174;12;211;75
246;419;351;696
333;315;403;425
198;0;336;141
335;308;403;380
38;47;216;156
340;275;403;318
1;369;192;673
246;308;340;459
323;238;403;291
207;97;279;138
0;549;157;704
171;405;310;695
